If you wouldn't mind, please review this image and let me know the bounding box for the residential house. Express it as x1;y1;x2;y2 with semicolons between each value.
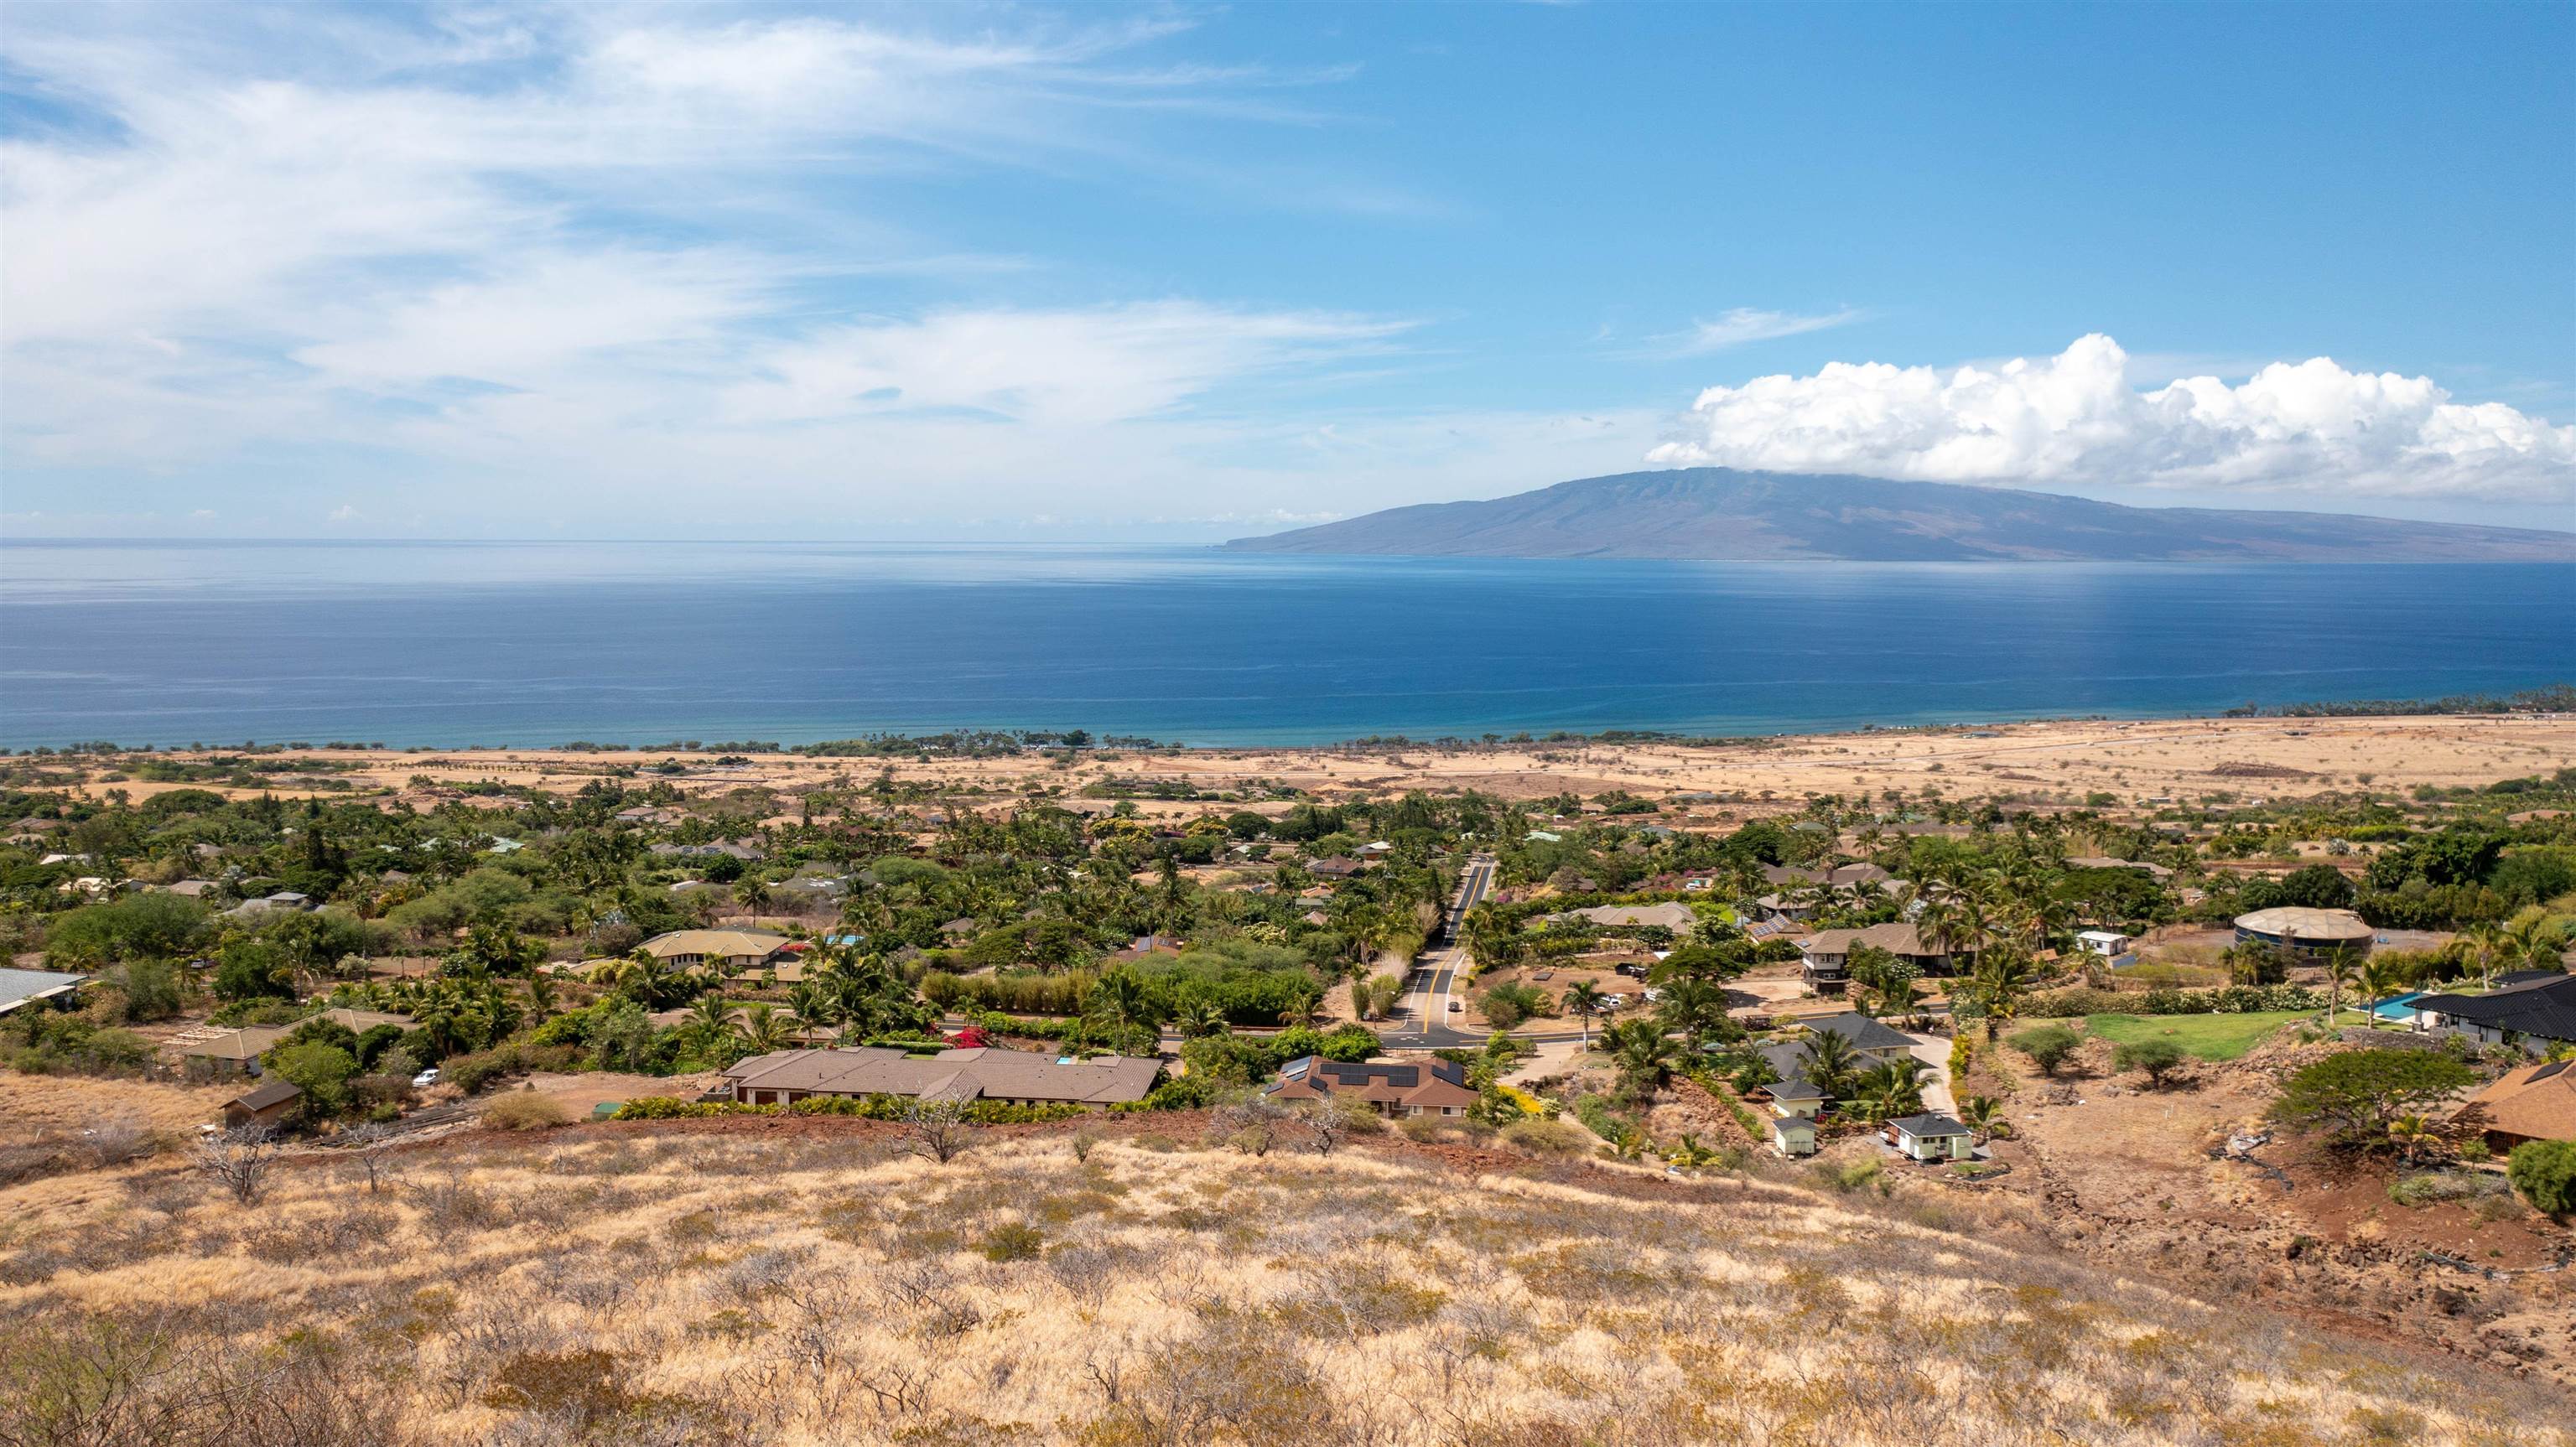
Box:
1264;1055;1478;1118
1546;902;1699;933
722;1046;1161;1109
180;1007;415;1076
1828;864;1893;888
638;929;796;973
0;967;89;1017
2457;1058;2576;1151
1110;934;1184;962
222;1079;303;1130
2406;973;2576;1055
1797;922;1955;992
1755;1013;1919;1082
222;890;315;921
2075;930;2134;959
1758;1075;1830;1158
1306;856;1365;880
649;841;765;862
2066;856;2174;879
1885;1112;1973;1162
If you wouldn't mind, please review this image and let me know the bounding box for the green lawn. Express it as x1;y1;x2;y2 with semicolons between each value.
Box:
2082;1010;2311;1061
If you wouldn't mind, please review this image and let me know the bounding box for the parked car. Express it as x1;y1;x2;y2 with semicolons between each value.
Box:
412;1068;440;1089
1447;1000;1463;1012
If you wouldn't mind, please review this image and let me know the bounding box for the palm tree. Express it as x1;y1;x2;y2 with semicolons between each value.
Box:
2324;947;2366;1027
1176;1000;1228;1038
684;991;733;1042
1088;969;1162;1037
2458;923;2504;992
1665;1134;1722;1173
733;1003;789;1054
1971;951;2035;1044
2388;1112;2441;1167
732;876;771;924
1958;1094;2011;1144
1605;1020;1682;1099
522;971;558;1024
1801;1026;1861;1096
1561;980;1604;1045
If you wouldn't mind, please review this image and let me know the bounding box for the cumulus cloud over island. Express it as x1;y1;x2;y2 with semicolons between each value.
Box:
1647;335;2576;503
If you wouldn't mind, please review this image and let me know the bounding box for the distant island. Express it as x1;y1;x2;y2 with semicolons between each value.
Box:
1223;467;2576;562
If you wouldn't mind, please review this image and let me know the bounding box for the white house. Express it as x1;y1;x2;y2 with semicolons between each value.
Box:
2075;929;2133;958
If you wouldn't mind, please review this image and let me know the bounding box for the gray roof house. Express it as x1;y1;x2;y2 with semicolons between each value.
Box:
723;1046;1161;1108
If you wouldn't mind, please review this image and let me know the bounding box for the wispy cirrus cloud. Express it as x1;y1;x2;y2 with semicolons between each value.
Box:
1636;306;1867;359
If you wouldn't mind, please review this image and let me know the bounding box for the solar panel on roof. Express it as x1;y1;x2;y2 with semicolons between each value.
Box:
2532;1060;2570;1082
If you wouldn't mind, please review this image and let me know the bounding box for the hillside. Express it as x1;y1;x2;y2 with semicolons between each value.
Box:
1223;468;2576;562
4;1112;2566;1447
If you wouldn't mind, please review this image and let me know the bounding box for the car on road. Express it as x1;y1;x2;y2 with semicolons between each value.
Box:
1447;1000;1463;1012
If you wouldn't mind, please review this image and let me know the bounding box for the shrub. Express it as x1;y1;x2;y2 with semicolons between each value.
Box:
2009;1025;2085;1076
1810;1157;1883;1195
485;1092;572;1131
1498;1118;1592;1156
2387;1171;2511;1209
980;1220;1045;1262
2506;1138;2576;1216
2113;1038;2189;1088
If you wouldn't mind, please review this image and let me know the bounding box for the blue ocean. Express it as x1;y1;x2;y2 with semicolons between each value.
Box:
0;541;2568;748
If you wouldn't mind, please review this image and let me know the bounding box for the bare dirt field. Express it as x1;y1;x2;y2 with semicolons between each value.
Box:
0;1071;236;1142
1980;1032;2576;1382
60;713;2576;815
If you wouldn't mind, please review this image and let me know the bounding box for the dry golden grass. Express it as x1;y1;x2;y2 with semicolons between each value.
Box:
2;1126;2567;1447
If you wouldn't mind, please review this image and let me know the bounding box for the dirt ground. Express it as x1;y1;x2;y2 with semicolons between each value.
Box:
511;1071;718;1119
51;713;2576;817
0;1071;237;1143
1981;1033;2576;1382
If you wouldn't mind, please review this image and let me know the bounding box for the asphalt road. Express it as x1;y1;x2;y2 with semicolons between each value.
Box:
1383;853;1498;1049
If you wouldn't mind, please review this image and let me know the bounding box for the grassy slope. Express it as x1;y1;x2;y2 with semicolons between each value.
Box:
3;1121;2567;1447
2084;1010;2310;1061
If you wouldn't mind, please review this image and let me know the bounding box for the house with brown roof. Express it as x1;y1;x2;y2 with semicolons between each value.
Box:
177;1007;414;1076
223;1079;302;1130
1797;922;1955;991
2457;1058;2576;1151
1263;1055;1478;1118
638;929;794;973
1306;856;1365;880
722;1046;1161;1109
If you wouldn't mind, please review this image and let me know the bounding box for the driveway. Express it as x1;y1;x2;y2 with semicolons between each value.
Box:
1900;1032;1956;1116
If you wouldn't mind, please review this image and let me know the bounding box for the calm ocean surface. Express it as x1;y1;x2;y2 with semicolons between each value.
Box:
1;541;2569;748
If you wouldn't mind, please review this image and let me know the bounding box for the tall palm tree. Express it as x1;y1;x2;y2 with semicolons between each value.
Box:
1561;980;1604;1045
2324;947;2366;1026
2457;922;2504;991
733;1003;789;1054
685;990;733;1042
1971;952;2034;1044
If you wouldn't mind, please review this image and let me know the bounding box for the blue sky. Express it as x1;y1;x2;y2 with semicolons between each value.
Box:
3;2;2570;537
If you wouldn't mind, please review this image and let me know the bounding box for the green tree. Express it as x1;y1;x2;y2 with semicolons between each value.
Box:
2007;1024;2085;1077
2113;1037;2188;1089
2271;1048;2476;1147
2506;1138;2576;1217
265;1041;360;1120
1561;980;1604;1044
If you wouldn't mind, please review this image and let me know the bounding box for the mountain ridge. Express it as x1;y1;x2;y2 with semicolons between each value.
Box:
1222;468;2575;562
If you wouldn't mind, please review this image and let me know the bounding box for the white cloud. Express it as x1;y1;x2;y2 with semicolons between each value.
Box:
1649;307;1865;358
1646;335;2576;502
722;303;1410;428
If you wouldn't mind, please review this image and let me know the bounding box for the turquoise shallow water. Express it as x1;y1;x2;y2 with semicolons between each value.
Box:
0;541;2568;747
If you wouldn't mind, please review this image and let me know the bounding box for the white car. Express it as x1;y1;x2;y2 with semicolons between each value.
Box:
412;1068;440;1089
